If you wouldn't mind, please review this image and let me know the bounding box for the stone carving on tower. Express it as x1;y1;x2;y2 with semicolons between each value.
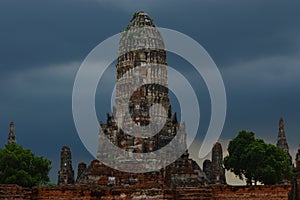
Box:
7;122;16;144
58;146;75;185
276;118;293;167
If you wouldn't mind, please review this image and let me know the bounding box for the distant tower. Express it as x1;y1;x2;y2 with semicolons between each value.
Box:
76;162;88;183
276;118;292;166
7;122;16;144
77;162;87;179
211;142;226;184
203;160;214;183
277;118;289;153
203;142;226;184
296;145;300;172
58;146;74;185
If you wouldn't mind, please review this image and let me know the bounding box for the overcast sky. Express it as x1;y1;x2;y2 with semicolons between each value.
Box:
0;0;299;184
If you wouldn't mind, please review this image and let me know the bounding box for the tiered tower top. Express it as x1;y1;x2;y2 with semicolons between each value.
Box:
117;12;166;76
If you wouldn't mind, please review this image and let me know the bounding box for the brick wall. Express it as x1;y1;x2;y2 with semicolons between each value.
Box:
211;185;292;200
0;184;31;200
32;185;168;200
0;184;293;200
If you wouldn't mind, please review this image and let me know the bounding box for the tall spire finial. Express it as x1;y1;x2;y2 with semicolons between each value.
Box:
276;118;292;168
8;121;16;144
279;117;284;132
277;117;289;153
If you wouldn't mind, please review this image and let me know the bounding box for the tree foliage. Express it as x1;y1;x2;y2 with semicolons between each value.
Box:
0;143;51;187
224;130;293;185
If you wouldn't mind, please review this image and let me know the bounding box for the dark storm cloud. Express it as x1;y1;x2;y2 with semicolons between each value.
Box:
221;55;300;146
155;0;300;67
97;0;300;67
0;0;123;73
1;0;299;72
0;0;299;183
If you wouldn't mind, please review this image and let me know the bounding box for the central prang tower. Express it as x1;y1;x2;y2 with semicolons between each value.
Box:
76;11;214;187
98;11;183;157
116;12;169;128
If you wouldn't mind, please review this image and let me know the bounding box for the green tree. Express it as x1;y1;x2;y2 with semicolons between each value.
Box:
258;143;293;185
223;130;255;184
0;143;51;187
224;130;293;185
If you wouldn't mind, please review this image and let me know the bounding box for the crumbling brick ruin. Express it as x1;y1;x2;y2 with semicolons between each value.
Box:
203;142;226;184
57;146;75;185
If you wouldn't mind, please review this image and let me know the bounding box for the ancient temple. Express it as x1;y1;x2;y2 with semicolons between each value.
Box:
203;142;226;184
57;146;75;185
276;118;293;167
7;122;16;144
76;11;213;187
97;11;182;159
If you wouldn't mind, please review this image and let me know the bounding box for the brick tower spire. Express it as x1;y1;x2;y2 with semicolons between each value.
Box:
58;146;75;185
277;118;289;153
276;118;292;166
203;142;226;184
7;122;16;144
212;142;226;184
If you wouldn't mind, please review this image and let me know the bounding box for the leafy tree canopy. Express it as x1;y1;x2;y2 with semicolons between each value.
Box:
0;143;51;187
224;130;293;185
